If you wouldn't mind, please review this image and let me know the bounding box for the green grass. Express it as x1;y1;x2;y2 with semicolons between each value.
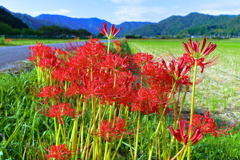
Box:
0;70;50;159
0;38;86;47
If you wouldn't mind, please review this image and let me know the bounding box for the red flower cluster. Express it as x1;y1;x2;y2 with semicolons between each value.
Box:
46;144;71;160
38;85;63;104
45;103;76;124
29;43;61;69
29;38;219;120
169;120;203;146
99;117;128;141
191;111;236;137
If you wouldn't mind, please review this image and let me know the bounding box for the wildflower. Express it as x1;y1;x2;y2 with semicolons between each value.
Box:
45;103;76;124
99;22;121;39
181;38;218;73
191;110;237;137
99;117;128;141
162;59;190;85
29;43;60;69
169;120;203;146
38;85;63;104
179;53;218;73
182;37;217;59
133;52;154;68
46;144;71;160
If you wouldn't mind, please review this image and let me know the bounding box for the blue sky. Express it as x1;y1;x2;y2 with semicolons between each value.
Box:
1;0;240;24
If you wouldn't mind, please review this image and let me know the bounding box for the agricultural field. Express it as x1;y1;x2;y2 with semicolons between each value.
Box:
128;38;240;117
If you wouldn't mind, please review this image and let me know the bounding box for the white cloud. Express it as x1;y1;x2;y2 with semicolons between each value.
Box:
200;9;240;15
199;1;240;15
31;9;71;16
113;5;168;23
110;0;146;4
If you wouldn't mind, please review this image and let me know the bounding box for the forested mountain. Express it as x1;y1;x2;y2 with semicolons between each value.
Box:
130;12;238;36
0;6;28;29
116;22;155;36
12;13;57;29
35;14;110;34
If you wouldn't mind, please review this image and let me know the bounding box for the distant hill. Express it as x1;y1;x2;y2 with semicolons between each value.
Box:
35;14;111;34
0;6;28;29
130;12;237;36
116;21;155;36
12;13;57;29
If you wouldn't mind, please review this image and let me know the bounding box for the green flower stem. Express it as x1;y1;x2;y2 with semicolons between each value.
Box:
146;115;151;153
77;101;87;160
162;117;167;160
107;38;111;54
148;105;170;160
111;136;124;160
134;111;141;160
53;117;58;145
170;145;187;160
187;59;198;160
70;97;81;157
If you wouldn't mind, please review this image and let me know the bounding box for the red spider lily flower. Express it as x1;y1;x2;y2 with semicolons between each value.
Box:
99;117;129;141
169;120;203;146
191;110;237;137
161;59;190;85
182;38;217;59
45;103;76;124
46;144;71;160
131;88;165;115
29;43;61;69
179;53;218;73
38;85;63;104
100;54;129;71
133;52;154;67
99;22;121;39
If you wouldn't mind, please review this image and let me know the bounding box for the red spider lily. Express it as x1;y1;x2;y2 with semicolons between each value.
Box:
179;53;218;73
99;22;121;39
131;88;161;115
133;52;154;68
191;110;237;137
46;144;71;160
38;85;63;104
169;120;203;146
99;117;129;141
182;37;217;59
161;59;190;85
29;43;61;69
97;71;136;105
181;38;218;73
45;103;76;124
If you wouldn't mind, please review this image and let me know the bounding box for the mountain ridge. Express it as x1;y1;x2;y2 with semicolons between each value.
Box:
0;5;239;37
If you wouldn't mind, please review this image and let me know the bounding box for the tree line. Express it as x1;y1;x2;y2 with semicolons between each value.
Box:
0;22;91;38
